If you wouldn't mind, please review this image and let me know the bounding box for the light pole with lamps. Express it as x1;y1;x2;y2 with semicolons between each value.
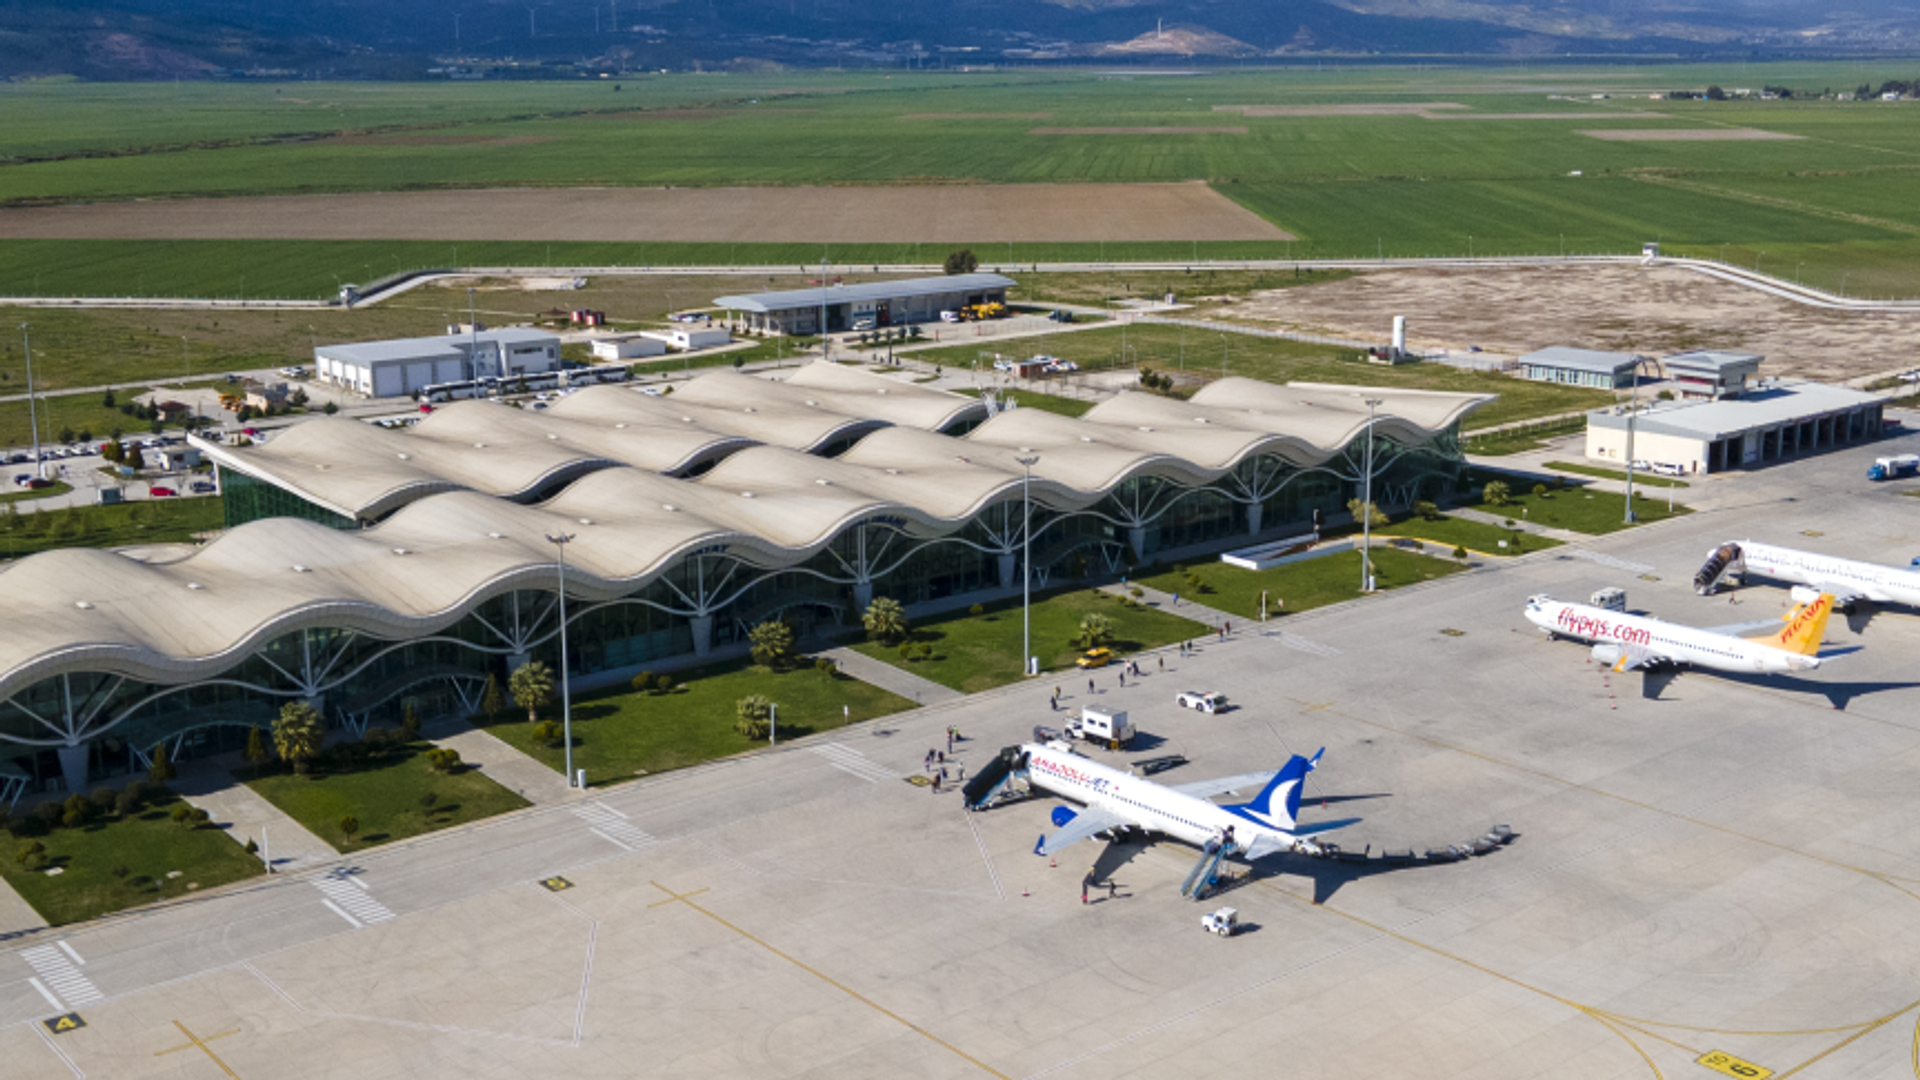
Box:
1620;355;1655;524
546;532;578;787
22;324;43;480
1016;453;1039;676
1359;397;1382;591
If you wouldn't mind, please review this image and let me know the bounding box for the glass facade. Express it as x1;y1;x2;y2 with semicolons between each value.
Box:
3;429;1464;798
220;466;360;531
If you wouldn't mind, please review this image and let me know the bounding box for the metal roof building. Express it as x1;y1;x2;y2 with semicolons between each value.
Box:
0;364;1487;800
1518;347;1645;390
1586;378;1884;474
714;274;1015;335
314;328;561;399
1663;350;1763;401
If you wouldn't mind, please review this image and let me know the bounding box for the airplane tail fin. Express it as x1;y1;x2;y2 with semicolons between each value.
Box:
1745;592;1833;656
1225;748;1322;833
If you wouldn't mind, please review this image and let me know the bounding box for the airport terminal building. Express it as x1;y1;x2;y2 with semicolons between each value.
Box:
0;364;1486;801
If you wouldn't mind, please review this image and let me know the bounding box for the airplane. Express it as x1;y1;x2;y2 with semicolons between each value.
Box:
1523;591;1834;674
1696;540;1920;611
986;741;1355;861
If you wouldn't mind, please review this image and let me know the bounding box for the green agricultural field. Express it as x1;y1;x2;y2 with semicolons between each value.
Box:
852;588;1207;694
915;323;1610;430
1135;546;1467;621
5;62;1920;297
478;659;913;784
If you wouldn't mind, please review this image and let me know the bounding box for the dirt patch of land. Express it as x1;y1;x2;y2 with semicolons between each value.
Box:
320;134;561;147
1216;264;1920;384
1578;128;1803;141
901;112;1052;120
1214;103;1466;117
1029;126;1246;135
0;182;1291;243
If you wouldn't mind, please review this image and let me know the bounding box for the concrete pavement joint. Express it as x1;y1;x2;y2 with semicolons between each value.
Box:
34;1019;84;1078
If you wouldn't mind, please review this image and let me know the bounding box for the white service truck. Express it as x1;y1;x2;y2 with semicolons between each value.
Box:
1066;707;1136;751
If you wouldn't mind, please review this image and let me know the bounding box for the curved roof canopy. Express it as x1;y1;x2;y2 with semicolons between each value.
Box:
0;370;1486;699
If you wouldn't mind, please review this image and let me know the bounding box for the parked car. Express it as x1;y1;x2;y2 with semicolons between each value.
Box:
1175;691;1229;714
12;474;33;487
149;486;177;497
1075;647;1114;669
851;317;876;331
20;477;52;490
190;480;217;494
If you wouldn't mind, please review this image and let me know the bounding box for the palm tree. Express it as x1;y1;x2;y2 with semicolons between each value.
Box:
734;695;773;740
509;661;555;723
863;597;908;646
273;702;325;776
748;618;796;670
1078;613;1113;650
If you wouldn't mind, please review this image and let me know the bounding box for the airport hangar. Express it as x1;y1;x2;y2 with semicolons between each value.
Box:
1586;377;1885;474
714;272;1014;334
313;327;562;399
0;363;1485;800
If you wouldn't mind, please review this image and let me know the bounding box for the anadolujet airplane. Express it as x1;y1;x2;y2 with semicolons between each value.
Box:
1696;540;1920;610
1000;741;1354;860
1523;591;1835;673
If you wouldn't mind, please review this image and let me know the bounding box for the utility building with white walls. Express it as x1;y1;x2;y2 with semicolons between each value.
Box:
715;273;1015;335
315;328;561;398
1519;347;1645;390
1586;379;1884;474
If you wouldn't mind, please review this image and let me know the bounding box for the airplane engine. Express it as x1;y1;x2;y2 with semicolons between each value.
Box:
1789;585;1823;605
1050;806;1077;828
1590;643;1623;666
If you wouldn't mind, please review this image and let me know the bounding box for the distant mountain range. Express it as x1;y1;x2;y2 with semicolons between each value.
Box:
3;0;1916;79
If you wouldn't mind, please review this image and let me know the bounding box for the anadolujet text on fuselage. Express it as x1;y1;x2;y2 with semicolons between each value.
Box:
1696;540;1920;610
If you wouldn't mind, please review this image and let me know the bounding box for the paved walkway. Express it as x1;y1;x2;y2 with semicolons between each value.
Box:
427;718;579;805
814;646;964;706
0;874;47;942
171;763;338;873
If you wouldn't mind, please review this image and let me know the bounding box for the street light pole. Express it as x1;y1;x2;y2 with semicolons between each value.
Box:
1016;454;1039;676
1621;357;1650;524
546;532;578;786
1360;397;1382;592
21;324;43;480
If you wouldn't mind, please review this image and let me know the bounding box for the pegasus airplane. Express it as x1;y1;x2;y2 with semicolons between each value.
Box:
970;742;1355;861
1523;591;1834;674
1696;540;1920;611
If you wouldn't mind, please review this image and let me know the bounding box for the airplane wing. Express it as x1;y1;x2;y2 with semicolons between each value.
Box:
1610;644;1665;672
1033;806;1130;857
1168;771;1279;800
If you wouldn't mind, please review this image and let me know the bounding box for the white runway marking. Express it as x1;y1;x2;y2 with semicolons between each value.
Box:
20;944;102;1008
314;872;394;926
1263;630;1342;658
809;743;901;784
1568;548;1655;574
571;802;660;852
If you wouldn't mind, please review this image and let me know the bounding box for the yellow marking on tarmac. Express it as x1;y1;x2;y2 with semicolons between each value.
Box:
1698;1049;1774;1078
154;1021;241;1079
648;881;1010;1079
1297;701;1336;714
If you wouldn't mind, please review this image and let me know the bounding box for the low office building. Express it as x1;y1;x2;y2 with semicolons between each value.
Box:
641;326;731;351
1519;347;1644;390
1586;378;1885;474
314;328;561;398
3;364;1487;799
1663;350;1762;401
590;336;669;362
715;273;1015;335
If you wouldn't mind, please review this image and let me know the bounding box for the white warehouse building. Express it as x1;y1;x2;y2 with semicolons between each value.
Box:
315;329;562;398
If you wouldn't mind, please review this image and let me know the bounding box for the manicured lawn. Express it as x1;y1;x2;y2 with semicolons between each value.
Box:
851;588;1209;695
1544;460;1690;488
0;789;263;926
0;496;224;558
1463;417;1587;456
1465;472;1692;534
1376;514;1564;556
1004;388;1094;418
1135;546;1468;622
244;738;530;849
478;660;914;785
0;481;72;503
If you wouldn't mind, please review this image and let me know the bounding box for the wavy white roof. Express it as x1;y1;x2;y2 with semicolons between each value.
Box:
0;371;1486;699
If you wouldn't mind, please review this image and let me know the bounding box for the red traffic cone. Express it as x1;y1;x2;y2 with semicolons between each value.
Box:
1050;857;1057;868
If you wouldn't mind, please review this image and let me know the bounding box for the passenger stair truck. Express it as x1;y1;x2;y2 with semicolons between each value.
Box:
1695;542;1746;595
1868;454;1920;481
1066;707;1135;751
964;747;1030;810
1182;835;1237;901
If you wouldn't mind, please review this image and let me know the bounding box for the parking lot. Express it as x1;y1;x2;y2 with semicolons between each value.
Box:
5;440;1920;1078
